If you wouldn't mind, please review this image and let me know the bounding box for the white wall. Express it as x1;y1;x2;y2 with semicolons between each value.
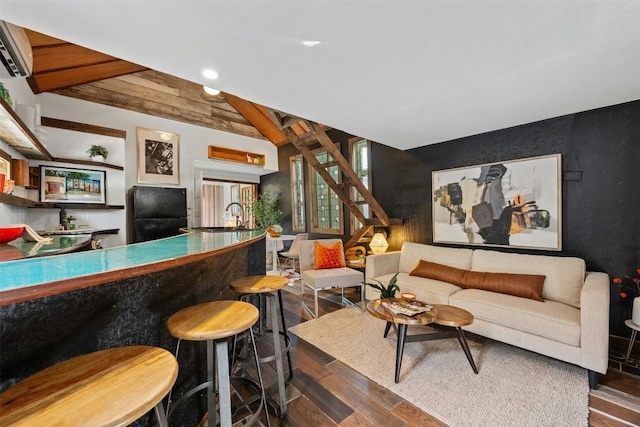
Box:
1;78;278;247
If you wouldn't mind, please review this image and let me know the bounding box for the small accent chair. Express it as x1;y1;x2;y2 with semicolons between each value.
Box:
279;233;308;275
298;239;365;318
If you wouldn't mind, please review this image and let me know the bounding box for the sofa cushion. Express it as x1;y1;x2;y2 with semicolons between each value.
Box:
410;259;545;301
450;289;581;346
398;242;473;273
471;250;585;308
314;241;346;269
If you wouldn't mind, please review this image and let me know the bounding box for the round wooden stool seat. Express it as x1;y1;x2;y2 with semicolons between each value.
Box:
0;346;178;426
230;275;288;294
167;300;259;341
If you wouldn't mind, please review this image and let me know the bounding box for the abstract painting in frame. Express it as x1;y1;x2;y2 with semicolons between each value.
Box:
432;154;561;250
136;127;180;185
40;165;106;204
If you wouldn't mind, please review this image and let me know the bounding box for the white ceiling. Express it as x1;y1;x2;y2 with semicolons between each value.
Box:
3;1;639;150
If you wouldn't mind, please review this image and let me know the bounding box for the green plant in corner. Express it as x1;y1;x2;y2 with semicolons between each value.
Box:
364;272;400;298
248;191;283;229
86;144;109;160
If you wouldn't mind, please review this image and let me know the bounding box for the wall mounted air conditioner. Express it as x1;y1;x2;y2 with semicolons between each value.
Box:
0;20;33;78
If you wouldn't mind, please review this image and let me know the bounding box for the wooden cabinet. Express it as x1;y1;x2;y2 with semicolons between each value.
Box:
11;159;29;186
208;145;265;166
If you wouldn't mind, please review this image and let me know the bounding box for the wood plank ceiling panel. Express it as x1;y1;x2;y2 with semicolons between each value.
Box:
52;73;267;140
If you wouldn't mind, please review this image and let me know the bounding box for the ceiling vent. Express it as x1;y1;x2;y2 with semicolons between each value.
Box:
0;20;33;78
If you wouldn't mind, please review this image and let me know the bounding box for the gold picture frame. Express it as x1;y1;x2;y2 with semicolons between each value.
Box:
136;127;180;185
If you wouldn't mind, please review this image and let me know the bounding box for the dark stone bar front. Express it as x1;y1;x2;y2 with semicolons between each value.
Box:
0;232;266;426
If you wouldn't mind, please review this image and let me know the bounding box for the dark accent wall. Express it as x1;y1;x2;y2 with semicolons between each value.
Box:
263;101;639;336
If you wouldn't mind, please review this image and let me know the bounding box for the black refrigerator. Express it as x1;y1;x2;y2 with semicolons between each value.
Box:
128;186;187;243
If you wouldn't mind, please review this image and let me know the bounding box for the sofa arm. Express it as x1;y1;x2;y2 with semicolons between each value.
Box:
580;271;610;374
365;251;401;281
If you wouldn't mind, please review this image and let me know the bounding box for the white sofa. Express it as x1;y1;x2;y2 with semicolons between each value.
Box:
365;242;610;388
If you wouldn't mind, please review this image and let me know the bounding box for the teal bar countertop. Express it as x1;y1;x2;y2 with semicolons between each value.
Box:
0;229;264;300
0;234;92;260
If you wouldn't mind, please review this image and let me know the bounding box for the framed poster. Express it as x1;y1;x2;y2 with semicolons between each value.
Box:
136;127;180;185
40;165;106;204
432;154;561;250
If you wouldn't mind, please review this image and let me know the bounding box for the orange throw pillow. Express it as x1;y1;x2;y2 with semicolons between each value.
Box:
314;241;346;269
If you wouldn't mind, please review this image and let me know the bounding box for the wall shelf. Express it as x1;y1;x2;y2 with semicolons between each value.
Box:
31;203;125;210
0;98;53;161
52;157;124;171
0;193;124;210
208;145;265;166
0;193;36;207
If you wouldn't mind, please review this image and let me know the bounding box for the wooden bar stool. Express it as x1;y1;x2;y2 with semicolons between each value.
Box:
0;346;178;426
166;300;268;427
230;275;293;417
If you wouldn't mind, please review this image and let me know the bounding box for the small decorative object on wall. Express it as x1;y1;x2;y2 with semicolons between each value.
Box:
40;165;106;204
432;153;561;250
136;127;180;185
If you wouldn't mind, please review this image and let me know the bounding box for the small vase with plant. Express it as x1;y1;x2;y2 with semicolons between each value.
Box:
613;268;640;326
363;272;400;298
248;191;283;232
87;144;109;162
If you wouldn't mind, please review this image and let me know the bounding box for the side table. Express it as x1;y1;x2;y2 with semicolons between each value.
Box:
624;319;640;366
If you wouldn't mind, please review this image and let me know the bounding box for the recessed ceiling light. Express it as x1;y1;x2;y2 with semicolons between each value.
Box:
202;69;220;80
302;40;321;47
203;86;220;96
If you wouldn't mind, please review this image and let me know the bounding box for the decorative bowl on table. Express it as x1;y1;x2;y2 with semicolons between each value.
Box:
0;226;25;244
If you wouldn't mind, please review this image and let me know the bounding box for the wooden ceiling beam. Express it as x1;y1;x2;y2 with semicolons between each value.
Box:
28;61;148;93
225;94;289;145
31;44;122;73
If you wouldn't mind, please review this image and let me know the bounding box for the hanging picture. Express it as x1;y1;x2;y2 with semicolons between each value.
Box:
40;165;106;204
136;127;180;185
432;153;561;250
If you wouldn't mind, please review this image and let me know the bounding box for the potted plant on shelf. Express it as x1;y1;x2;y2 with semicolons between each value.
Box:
87;144;109;162
613;268;640;326
248;191;283;235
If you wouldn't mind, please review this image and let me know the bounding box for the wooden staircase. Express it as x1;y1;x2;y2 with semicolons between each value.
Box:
266;109;402;248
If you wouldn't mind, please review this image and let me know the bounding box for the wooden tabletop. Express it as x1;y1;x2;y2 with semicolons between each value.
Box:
366;298;438;326
0;346;178;427
167;300;259;341
230;275;288;294
432;304;474;327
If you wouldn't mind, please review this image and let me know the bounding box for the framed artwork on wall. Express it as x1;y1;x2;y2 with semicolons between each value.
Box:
40;165;106;204
432;153;561;250
136;127;180;185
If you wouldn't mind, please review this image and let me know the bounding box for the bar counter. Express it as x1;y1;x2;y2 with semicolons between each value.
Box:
0;228;264;306
0;229;266;426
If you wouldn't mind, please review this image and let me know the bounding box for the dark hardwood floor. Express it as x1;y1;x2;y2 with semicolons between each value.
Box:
244;282;640;427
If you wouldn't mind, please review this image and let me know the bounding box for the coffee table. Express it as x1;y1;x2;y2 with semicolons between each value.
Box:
367;298;479;383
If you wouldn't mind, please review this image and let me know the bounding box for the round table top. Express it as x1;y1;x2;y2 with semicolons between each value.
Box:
167;300;259;341
431;304;474;327
230;275;288;294
366;299;474;328
625;319;640;332
0;346;178;426
366;298;438;326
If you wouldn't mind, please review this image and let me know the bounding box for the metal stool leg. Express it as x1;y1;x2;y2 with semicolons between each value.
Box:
268;292;287;417
277;290;294;383
624;329;637;366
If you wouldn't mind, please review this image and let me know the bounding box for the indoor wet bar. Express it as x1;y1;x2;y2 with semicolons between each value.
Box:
0;229;266;425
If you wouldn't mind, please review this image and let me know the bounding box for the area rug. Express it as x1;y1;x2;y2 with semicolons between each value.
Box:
289;307;589;427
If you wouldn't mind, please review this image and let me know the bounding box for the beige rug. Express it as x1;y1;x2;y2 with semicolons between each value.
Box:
289;307;589;427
